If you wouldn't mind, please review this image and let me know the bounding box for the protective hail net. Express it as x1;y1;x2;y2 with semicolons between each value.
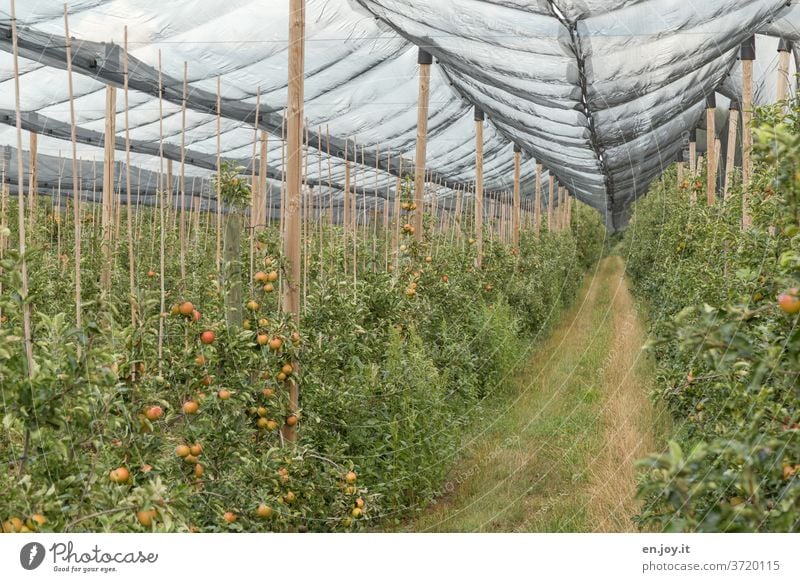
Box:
1;0;799;228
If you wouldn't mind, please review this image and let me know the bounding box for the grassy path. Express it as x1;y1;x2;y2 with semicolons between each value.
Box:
406;256;665;532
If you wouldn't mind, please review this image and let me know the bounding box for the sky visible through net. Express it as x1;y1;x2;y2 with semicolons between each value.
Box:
1;0;800;228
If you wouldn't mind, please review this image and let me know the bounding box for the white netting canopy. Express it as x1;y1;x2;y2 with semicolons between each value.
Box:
1;0;800;228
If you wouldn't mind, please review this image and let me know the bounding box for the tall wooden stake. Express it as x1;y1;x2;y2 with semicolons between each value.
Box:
250;88;261;290
706;94;717;205
534;163;542;236
180;61;188;282
124;27;136;332
5;0;33;478
166;158;173;229
343;142;351;276
547;175;555;232
64;4;82;327
11;0;34;405
512;145;521;246
27;131;37;243
566;191;572;231
251;89;261;230
414;49;432;241
282;0;305;442
474;107;484;268
258;131;268;231
741;36;755;229
157;50;166;371
101;85;116;293
326;126;333;225
216;77;222;272
723;101;739;199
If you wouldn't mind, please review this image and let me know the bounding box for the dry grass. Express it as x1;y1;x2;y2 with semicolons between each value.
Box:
586;256;663;532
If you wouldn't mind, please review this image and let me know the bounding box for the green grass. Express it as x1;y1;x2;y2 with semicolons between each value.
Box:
403;257;662;532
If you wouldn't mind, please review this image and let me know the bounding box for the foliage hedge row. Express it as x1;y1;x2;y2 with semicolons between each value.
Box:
624;99;800;532
0;186;605;532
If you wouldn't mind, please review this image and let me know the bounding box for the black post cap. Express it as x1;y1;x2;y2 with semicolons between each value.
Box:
778;38;792;53
474;107;485;122
729;99;740;111
689;128;697;141
706;93;716;109
740;36;756;61
513;144;522;154
418;48;433;65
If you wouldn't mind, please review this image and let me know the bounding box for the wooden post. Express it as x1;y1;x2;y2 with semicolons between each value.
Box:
251;88;261;233
454;185;462;239
193;189;201;244
383;154;391;270
10;0;35;402
512;145;521;246
101;85;116;293
282;0;305;442
343;145;351;276
157;51;166;370
777;39;792;106
393;175;402;264
490;197;496;241
705;94;717;205
180;61;188;282
383;153;391;231
326;126;333;225
688;129;697;178
1;153;9;289
693;155;703;204
723;103;739;199
9;0;34;479
27;131;37;241
216;77;222;273
474;107;484;268
258;131;268;231
64;4;82;328
279;114;286;286
166;158;173;229
497;195;503;242
553;185;560;231
303;123;310;313
250;89;261;290
361;144;367;258
554;187;560;231
741;37;755;229
534;163;542;236
414;49;432;241
547;175;555;232
566;191;572;231
676;150;685;187
124;28;136;332
113;162;122;252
